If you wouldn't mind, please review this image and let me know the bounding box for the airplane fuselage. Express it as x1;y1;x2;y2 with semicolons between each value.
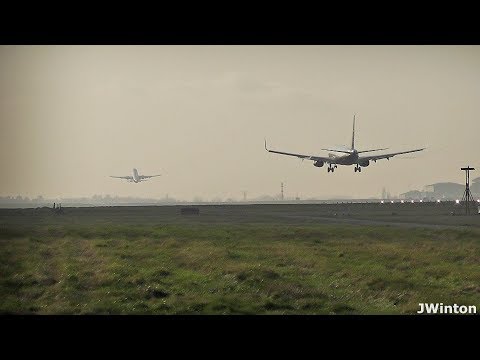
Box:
132;168;140;183
110;168;160;183
328;151;359;165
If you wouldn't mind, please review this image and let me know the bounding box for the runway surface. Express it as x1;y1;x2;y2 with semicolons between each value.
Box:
1;202;479;229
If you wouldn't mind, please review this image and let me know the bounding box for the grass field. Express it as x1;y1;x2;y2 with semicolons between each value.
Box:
1;204;479;314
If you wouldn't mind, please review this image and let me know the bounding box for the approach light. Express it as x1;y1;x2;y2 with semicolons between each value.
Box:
380;200;384;204
420;200;423;203
411;200;414;203
455;199;460;204
401;200;404;203
391;201;394;204
477;199;480;203
437;200;441;203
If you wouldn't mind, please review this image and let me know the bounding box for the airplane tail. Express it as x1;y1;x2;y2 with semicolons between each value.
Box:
351;114;355;150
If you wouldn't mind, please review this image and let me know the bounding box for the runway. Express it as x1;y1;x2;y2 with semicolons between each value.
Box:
1;202;479;229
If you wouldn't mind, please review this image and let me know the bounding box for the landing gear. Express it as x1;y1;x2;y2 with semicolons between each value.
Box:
354;165;362;172
327;165;335;173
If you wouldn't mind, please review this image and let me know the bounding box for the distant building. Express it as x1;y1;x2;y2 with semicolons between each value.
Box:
424;182;464;200
381;187;391;199
471;177;480;196
399;190;423;200
399;178;480;202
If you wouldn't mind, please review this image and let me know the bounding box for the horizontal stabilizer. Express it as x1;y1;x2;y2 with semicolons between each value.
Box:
321;148;353;154
357;148;389;154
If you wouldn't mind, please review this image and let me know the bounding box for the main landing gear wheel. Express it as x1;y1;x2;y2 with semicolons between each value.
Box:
354;166;362;172
328;167;335;173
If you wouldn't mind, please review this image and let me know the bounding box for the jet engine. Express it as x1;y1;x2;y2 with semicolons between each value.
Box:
313;160;324;168
359;160;370;167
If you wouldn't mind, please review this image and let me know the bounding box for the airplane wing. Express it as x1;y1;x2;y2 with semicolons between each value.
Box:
139;175;161;180
110;176;133;181
359;148;425;162
265;140;332;163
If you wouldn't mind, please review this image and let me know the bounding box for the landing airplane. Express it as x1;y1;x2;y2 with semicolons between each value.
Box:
110;168;161;183
265;115;425;173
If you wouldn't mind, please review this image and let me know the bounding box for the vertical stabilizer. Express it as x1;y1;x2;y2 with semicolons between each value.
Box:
351;114;356;150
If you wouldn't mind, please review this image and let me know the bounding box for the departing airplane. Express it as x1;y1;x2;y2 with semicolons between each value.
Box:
265;115;425;173
110;168;161;183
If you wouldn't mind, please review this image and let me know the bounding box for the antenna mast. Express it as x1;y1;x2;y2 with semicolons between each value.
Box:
461;166;475;215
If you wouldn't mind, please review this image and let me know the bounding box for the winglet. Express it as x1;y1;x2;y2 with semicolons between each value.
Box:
264;138;269;151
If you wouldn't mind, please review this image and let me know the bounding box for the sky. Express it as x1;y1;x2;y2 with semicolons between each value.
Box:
1;45;479;201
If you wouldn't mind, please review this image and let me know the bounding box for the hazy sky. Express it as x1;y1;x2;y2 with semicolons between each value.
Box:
1;45;479;200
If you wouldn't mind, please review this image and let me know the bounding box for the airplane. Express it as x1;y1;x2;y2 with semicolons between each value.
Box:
110;168;161;183
264;115;425;173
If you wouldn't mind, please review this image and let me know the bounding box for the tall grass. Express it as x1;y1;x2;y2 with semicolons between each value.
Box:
0;223;479;314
